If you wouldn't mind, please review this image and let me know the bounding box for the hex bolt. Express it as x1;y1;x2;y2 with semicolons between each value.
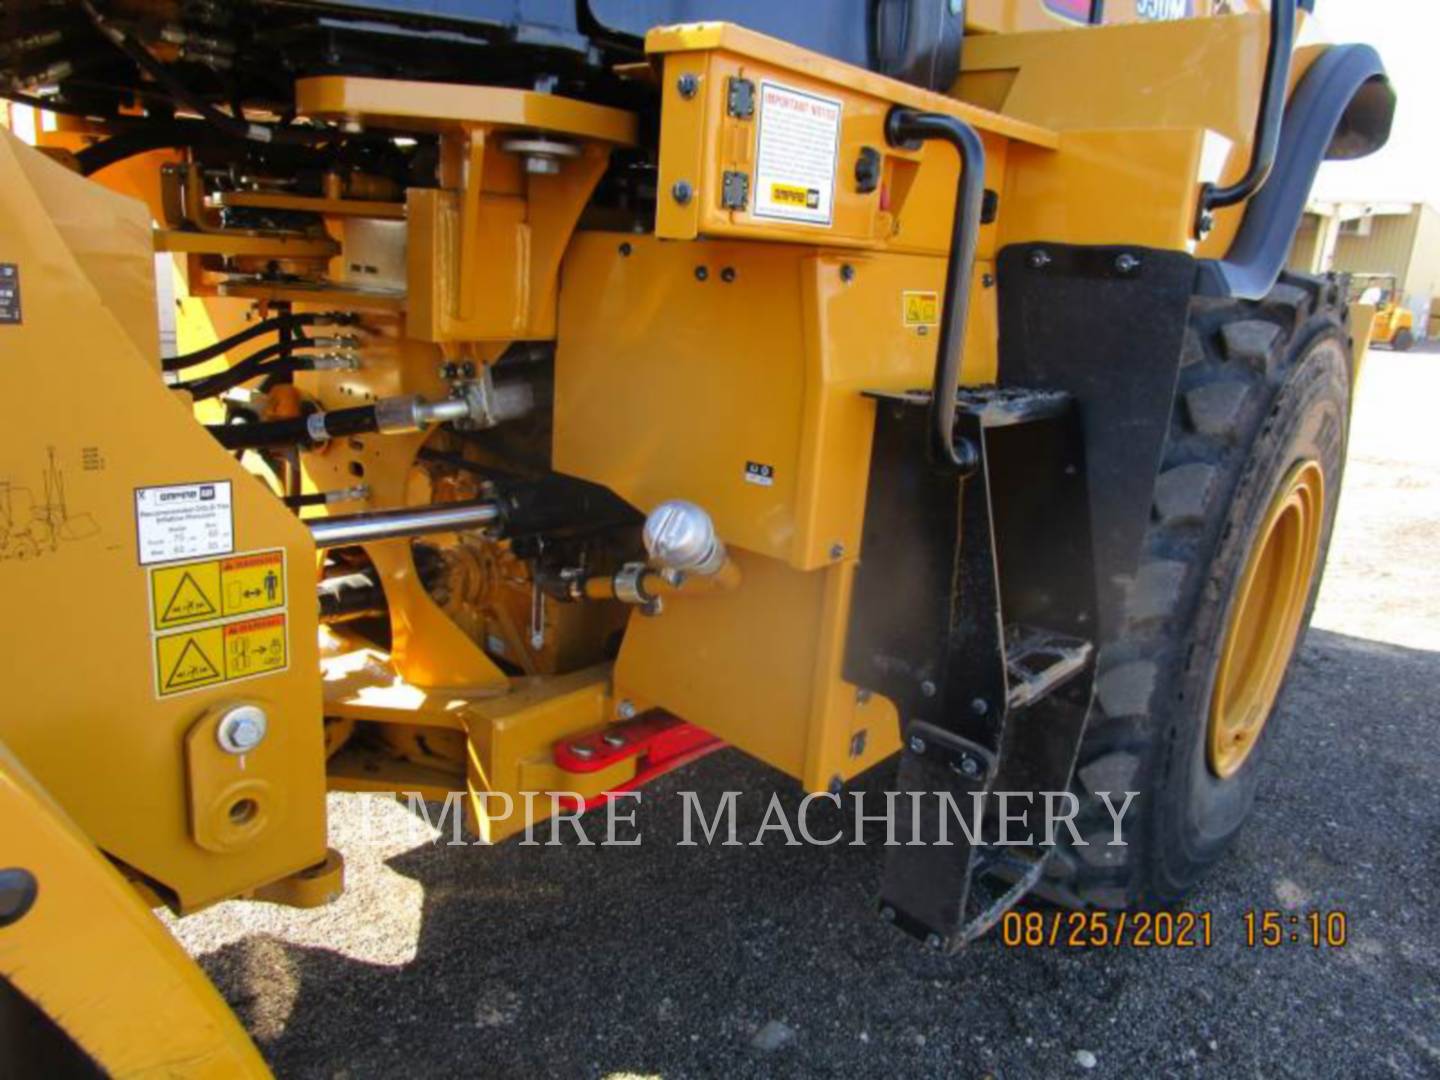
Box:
694;265;709;282
1115;253;1142;275
982;273;996;288
216;705;268;755
908;734;927;755
677;73;699;99
849;730;868;758
880;905;897;923
828;775;844;796
970;697;990;717
616;699;637;720
618;241;633;257
1028;249;1052;270
840;264;856;283
672;180;693;205
720;267;737;283
920;679;937;699
829;542;846;560
959;755;981;778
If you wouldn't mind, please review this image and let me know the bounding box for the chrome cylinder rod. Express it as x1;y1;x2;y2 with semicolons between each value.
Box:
307;500;500;548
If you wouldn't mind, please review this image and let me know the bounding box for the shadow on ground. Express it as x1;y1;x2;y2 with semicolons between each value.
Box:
195;628;1440;1079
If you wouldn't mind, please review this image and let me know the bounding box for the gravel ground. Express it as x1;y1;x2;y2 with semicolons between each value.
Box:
164;349;1440;1079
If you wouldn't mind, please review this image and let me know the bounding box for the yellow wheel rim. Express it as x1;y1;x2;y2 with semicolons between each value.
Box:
1208;460;1325;779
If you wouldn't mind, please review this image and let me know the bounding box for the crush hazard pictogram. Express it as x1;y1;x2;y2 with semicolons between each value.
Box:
155;627;224;695
151;561;222;630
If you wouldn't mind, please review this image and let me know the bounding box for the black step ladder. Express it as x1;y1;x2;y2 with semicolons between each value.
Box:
843;385;1098;950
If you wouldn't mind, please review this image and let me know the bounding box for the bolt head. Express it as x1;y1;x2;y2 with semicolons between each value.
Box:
216;705;267;755
1115;253;1142;275
677;73;699;98
671;180;693;205
616;699;637;720
694;265;709;282
880;905;897;923
530;632;546;650
828;775;843;796
840;264;856;283
926;933;944;951
908;734;927;755
855;687;873;704
1028;249;1052;269
829;542;845;560
959;755;981;778
970;697;989;717
920;679;937;698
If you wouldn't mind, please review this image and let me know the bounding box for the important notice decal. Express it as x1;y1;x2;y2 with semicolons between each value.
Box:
135;481;233;565
752;81;841;227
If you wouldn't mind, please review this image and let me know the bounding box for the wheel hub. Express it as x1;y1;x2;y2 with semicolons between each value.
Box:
1208;460;1325;779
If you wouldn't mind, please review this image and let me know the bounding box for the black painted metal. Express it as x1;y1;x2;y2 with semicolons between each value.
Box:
884;109;987;472
996;243;1195;645
1196;0;1296;229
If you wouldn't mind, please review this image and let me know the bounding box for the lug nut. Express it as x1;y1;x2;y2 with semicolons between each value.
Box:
908;734;926;755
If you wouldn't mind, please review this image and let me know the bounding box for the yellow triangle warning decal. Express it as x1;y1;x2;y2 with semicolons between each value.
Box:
161;570;218;624
163;636;221;691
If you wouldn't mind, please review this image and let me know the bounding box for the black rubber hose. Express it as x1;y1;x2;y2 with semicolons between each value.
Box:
175;341;299;399
164;314;320;372
207;404;379;451
80;0;331;147
76;119;222;176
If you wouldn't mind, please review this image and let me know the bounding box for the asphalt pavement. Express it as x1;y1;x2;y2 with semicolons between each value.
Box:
165;351;1440;1078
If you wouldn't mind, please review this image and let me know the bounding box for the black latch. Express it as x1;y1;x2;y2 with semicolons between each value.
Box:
727;77;755;119
855;146;882;194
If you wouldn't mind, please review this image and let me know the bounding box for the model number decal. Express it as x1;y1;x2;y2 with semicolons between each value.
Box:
1136;0;1192;21
744;461;776;487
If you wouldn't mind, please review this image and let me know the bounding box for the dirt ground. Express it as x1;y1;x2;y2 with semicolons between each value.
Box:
162;348;1440;1079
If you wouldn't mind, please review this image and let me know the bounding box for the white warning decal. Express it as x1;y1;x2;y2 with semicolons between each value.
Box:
752;81;841;227
135;481;234;565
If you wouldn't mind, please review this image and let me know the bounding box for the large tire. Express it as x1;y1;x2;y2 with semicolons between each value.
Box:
1041;273;1353;909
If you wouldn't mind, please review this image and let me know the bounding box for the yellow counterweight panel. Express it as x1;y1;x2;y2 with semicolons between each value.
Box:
0;130;328;912
0;742;268;1078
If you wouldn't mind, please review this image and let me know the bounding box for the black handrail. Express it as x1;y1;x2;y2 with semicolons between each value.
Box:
1196;0;1297;233
885;107;987;473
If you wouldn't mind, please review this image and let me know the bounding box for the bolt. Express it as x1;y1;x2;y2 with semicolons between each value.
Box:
438;362;459;380
616;699;637;720
694;265;709;282
982;273;995;288
829;542;845;560
677;72;699;99
880;905;897;923
530;631;545;650
1028;249;1052;270
569;743;595;760
855;687;873;704
958;755;981;778
970;697;989;717
920;679;937;699
1115;253;1142;275
828;775;843;796
840;264;856;283
926;933;944;951
849;730;868;757
720;266;737;283
603;732;627;749
618;241;633;257
0;868;38;928
908;734;927;755
216;705;268;755
672;180;693;205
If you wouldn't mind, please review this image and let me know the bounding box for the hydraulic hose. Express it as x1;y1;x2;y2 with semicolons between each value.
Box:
174;341;306;399
208;404;381;451
164;313;327;372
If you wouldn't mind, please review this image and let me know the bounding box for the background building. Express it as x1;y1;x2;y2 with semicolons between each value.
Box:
1291;200;1440;339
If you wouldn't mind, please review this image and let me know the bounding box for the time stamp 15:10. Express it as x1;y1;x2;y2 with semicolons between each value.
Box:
1000;910;1350;949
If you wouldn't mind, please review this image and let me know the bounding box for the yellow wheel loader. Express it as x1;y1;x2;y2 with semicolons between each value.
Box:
0;0;1394;1072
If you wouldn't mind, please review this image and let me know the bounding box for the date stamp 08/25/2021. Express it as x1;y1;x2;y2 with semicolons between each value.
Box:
1000;909;1350;950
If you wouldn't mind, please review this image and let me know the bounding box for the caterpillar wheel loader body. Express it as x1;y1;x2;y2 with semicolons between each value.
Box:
0;0;1395;1073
